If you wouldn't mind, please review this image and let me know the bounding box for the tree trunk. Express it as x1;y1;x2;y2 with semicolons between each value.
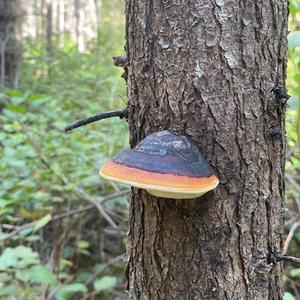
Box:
59;0;65;48
125;0;288;299
46;0;53;57
94;0;102;50
45;0;53;78
0;0;22;89
74;0;85;52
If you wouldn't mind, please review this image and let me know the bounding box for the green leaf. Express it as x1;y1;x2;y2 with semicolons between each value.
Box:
0;246;39;270
16;268;33;282
78;240;90;249
0;199;8;208
7;159;26;168
6;104;26;113
25;234;40;242
289;268;300;277
11;95;26;105
0;284;21;296
30;95;51;107
0;272;12;282
93;276;117;293
289;2;297;16
54;283;88;300
28;93;46;101
59;259;72;271
18;227;33;236
33;213;52;232
30;265;57;285
294;232;300;242
75;271;93;282
8;90;23;97
294;74;300;82
283;292;296;300
0;232;9;240
288;31;300;50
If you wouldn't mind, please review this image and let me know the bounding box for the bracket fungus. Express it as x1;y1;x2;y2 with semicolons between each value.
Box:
99;131;219;199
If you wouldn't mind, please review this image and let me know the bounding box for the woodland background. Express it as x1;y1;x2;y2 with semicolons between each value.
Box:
0;0;300;299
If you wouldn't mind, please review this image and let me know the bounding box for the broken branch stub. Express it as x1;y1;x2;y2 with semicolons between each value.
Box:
64;108;128;132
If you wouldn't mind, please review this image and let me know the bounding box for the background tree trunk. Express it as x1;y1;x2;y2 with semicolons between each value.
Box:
94;0;102;51
125;0;288;299
58;0;65;47
74;0;85;52
0;0;22;89
46;1;52;52
46;0;52;77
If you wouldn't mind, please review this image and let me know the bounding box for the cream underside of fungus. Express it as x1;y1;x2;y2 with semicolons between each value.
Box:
99;169;219;199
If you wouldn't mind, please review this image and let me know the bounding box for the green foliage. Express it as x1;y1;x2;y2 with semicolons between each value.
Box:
94;276;117;293
33;214;52;232
0;246;57;298
288;268;300;277
283;292;296;300
55;283;88;300
0;0;128;299
0;246;39;269
288;31;300;50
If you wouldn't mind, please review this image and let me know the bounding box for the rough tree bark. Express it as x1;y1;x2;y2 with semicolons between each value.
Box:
0;0;22;89
125;0;288;299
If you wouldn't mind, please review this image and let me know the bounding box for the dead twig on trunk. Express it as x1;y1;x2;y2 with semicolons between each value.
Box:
269;251;300;265
64;108;128;132
112;56;128;68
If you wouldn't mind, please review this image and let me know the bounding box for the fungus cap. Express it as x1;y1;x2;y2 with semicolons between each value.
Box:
99;131;219;199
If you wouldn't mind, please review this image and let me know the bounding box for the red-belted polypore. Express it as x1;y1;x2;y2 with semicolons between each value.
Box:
100;131;219;199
